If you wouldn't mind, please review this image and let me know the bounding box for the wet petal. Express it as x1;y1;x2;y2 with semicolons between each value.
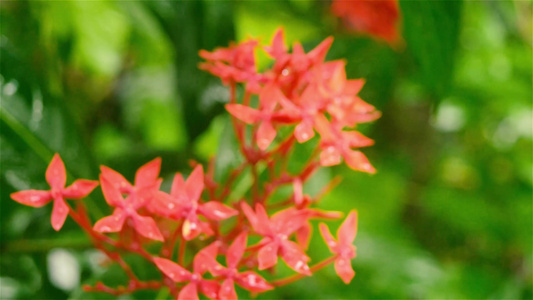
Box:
132;214;164;241
171;173;186;197
153;257;191;282
343;150;376;174
149;191;183;218
338;210;358;245
320;145;342;167
257;241;279;270
292;178;304;206
62;180;99;199
134;157;161;187
271;208;307;236
256;121;276;151
93;208;126;233
296;222;312;250
51;197;69;231
178;283;199;300
219;279;237;300
100;166;131;191
199;202;238;221
200;280;220;299
319;223;338;252
335;257;355;284
294;120;315;143
99;176;125;207
342;131;374;148
182;218;202;241
185;165;204;203
11;190;51;207
227;232;247;268
194;241;222;275
225;104;261;124
237;271;273;292
46;154;66;189
280;240;311;275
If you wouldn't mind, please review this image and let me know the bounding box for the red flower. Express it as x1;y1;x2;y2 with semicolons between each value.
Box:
153;243;220;300
241;203;312;275
314;114;376;173
331;0;400;44
150;165;238;240
10;153;98;231
93;159;164;241
205;232;273;300
226;85;294;150
264;29;333;98
319;210;358;284
199;39;264;91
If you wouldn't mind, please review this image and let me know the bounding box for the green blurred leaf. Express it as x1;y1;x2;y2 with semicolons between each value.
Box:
400;0;462;98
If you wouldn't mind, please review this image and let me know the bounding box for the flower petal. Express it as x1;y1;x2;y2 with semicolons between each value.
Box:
337;210;358;245
199;202;238;221
171;173;186;197
182;218;202;241
51;197;69;231
280;240;311;275
149;191;183;218
132;214;164;241
200;280;220;299
257;241;279;270
193;241;221;275
271;208;308;236
342;131;374;148
11;190;52;207
62;179;99;199
93;208;126;233
256;121;276;151
46;153;66;189
296;222;312;250
226;232;247;268
319;223;338;252
236;271;273;292
225;104;261;124
134;157;161;187
99;175;124;207
335;257;355;284
178;283;199;300
185;165;204;203
100;166;131;191
320;145;342;167
219;279;237;300
292;178;304;206
294;120;315;143
153;257;191;282
343;150;375;174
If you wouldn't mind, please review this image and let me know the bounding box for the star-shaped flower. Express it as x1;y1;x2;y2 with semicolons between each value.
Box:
153;243;220;300
241;202;312;275
205;232;273;300
149;165;238;240
10;154;98;231
314;114;376;173
319;210;358;284
93;159;164;241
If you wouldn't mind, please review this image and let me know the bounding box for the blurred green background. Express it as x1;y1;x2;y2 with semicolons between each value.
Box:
1;1;531;299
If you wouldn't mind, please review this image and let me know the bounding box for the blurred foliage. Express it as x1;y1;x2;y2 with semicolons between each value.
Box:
1;0;531;299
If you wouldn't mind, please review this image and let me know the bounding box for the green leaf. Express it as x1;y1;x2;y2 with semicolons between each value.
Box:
400;0;463;98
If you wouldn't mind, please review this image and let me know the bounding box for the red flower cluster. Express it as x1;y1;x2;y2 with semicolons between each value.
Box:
201;28;380;173
331;0;401;44
11;29;379;299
